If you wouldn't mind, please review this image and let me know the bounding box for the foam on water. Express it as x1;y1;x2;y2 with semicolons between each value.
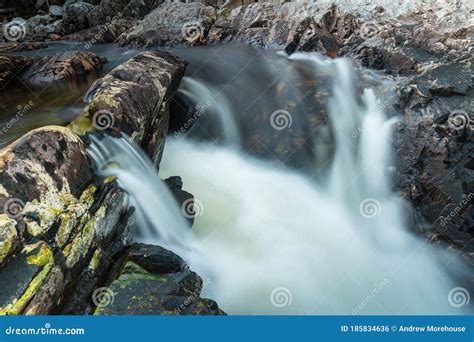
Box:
88;56;465;315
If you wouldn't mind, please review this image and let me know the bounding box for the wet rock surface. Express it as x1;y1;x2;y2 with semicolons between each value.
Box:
20;50;106;86
70;50;187;164
95;244;225;315
0;0;471;316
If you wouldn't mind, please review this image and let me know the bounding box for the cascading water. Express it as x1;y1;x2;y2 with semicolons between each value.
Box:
178;77;241;147
88;52;465;315
87;134;191;252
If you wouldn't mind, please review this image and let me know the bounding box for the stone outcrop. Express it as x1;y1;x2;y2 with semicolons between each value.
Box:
70;50;187;164
0;125;128;316
0;45;223;315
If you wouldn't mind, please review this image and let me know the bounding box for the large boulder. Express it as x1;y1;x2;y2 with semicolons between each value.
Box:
20;50;106;86
0;125;133;315
118;2;217;47
70;51;187;164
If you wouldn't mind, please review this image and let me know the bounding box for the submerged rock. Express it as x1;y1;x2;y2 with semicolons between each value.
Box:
20;50;106;85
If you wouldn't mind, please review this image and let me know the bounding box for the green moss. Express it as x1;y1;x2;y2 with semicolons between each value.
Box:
113;261;166;289
88;248;102;271
0;215;17;264
26;242;53;267
55;186;97;248
79;186;97;205
68;114;93;136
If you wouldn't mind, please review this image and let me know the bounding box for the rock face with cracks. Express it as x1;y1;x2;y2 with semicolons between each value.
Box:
0;47;222;315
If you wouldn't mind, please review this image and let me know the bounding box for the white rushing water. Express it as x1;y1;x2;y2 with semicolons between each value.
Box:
179;77;241;147
88;57;464;315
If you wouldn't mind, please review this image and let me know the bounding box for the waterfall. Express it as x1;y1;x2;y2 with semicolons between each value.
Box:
178;77;241;147
87;134;192;252
87;55;465;315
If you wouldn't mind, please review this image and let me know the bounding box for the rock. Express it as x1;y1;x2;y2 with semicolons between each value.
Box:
23;266;64;315
24;15;59;37
20;50;106;85
0;54;36;87
127;243;187;274
208;2;333;50
0;41;47;53
0;125;135;315
62;1;95;34
220;0;256;11
164;176;195;226
87;0;163;28
63;18;134;45
70;51;187;164
49;5;63;18
94;246;225;315
392;55;473;257
118;2;217;47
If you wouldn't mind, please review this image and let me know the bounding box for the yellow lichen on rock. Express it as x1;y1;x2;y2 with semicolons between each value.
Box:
0;215;18;264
